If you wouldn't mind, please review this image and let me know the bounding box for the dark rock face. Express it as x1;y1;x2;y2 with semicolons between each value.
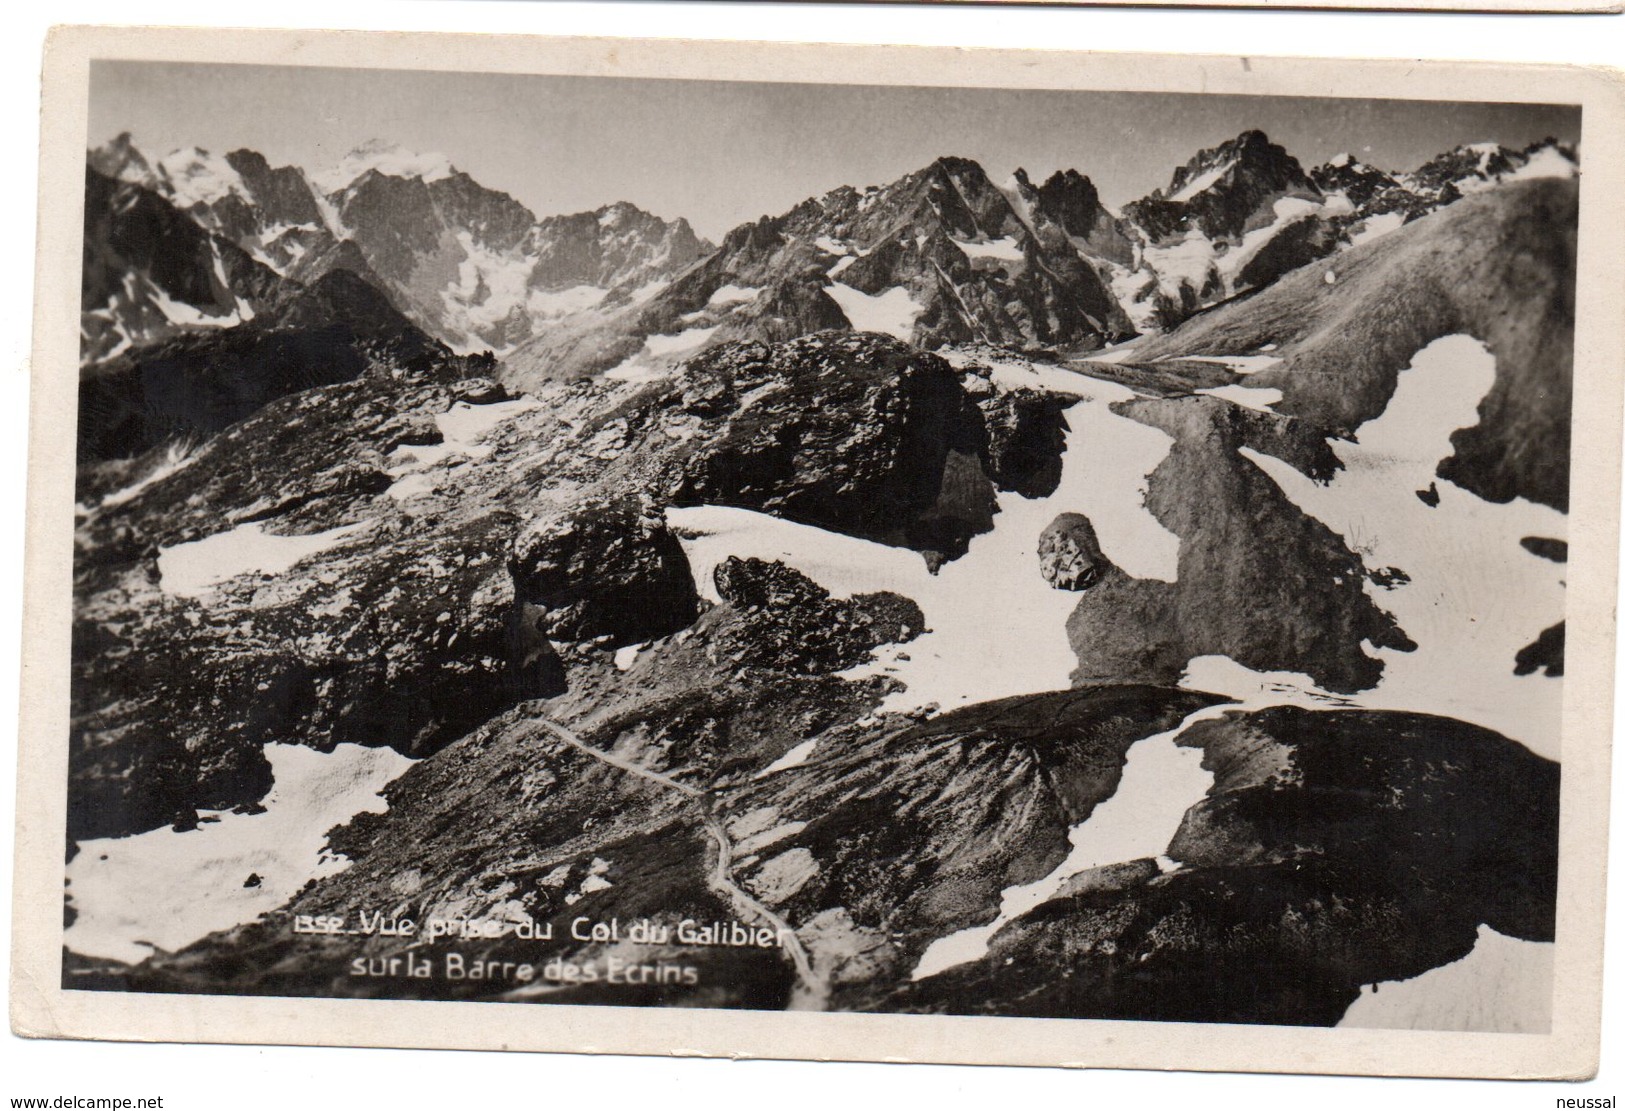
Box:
1234;214;1341;293
1039;513;1112;591
1310;155;1401;208
224;149;324;229
528;202;713;293
80;168;290;364
890;705;1558;1025
508;494;700;648
975;387;1072;499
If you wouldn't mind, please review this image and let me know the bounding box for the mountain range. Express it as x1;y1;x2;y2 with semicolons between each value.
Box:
83;129;1577;414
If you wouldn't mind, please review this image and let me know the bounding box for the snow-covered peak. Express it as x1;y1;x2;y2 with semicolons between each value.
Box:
1506;142;1579;182
1328;152;1353;169
313;141;457;194
596;201;641;230
89;132;156;187
155;147;247;208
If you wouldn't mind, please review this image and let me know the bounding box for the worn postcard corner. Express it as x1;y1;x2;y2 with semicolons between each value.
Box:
13;25;1624;1078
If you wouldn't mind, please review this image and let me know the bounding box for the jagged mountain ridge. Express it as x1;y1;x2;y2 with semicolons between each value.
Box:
500;154;1142;388
85;135;714;357
85;130;1579;392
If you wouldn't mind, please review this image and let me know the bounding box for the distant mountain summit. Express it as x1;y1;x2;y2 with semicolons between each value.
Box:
1126;130;1322;246
84;136;714;356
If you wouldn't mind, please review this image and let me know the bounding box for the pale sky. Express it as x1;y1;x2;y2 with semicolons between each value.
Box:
89;61;1581;241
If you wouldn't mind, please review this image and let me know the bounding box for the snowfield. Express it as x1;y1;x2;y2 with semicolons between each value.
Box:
1240;334;1566;757
65;743;415;964
825;283;924;341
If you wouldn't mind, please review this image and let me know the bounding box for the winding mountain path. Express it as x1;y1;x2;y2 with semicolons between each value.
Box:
523;717;829;1010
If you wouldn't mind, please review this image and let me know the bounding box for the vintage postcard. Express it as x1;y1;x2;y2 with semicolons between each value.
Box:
12;27;1622;1078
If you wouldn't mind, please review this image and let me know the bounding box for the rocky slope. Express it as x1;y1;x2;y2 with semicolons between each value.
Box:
67;333;1067;843
1133;176;1577;511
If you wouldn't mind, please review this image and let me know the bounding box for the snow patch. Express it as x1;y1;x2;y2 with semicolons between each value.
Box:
158;521;370;598
64;743;414;964
706;284;760;306
1172;353;1282;375
1349;211;1406;248
317;141;455;192
1240;335;1566;756
1339;925;1553;1033
442;230;533;339
437;398;540;447
527;284;607;319
1197;384;1284;412
98;440;197;511
1506;145;1577;182
825;283;923;341
953;236;1026;263
155;147;246;208
1142;233;1218;301
758;739;819;778
1168;158;1235;203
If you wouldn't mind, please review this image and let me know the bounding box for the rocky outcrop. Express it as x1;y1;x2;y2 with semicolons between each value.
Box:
662;334;1007;561
1039;513;1111;591
711;557;925;675
1062;394;1411;694
889;705;1558;1025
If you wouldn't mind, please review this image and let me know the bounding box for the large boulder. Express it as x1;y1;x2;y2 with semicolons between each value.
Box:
1038;513;1113;591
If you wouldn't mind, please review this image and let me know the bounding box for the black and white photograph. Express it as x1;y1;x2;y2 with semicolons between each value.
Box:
11;27;1623;1082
